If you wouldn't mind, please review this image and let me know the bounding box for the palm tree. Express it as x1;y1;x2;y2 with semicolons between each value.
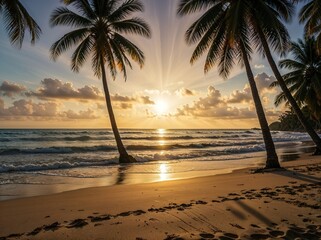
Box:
298;0;321;53
271;37;321;121
0;0;41;47
177;0;280;168
245;0;321;155
50;0;151;163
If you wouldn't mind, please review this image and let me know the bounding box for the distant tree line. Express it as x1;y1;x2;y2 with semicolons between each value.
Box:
270;107;321;132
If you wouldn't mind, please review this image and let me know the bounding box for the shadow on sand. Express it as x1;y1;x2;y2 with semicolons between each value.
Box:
272;170;320;184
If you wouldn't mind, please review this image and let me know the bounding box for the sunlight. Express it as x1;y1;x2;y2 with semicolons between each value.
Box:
154;99;169;115
158;128;166;135
159;163;168;181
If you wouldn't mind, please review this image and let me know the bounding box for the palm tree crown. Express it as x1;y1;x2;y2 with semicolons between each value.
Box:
50;0;151;78
272;37;321;120
0;0;41;47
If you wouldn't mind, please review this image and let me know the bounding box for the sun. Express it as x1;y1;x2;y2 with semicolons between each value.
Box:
154;99;169;115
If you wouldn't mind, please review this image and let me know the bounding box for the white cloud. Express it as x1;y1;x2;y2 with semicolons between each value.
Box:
254;64;265;69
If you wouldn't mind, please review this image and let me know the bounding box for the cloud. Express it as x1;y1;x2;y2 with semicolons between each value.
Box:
227;87;252;104
175;83;279;119
0;81;26;97
254;64;265;69
0;99;58;117
175;88;196;97
0;98;98;120
63;109;97;120
254;73;277;94
111;93;154;109
27;78;104;101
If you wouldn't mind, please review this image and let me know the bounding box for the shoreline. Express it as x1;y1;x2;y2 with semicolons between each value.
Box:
0;142;315;201
1;153;320;239
1;145;314;201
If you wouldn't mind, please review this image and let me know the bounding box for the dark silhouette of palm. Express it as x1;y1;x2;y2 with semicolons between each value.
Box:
245;0;321;154
177;0;280;168
50;0;151;163
299;0;321;52
0;0;41;47
272;37;321;121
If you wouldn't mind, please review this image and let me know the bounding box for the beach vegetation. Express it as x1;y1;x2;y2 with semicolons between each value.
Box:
298;0;321;53
270;106;321;131
0;0;41;47
271;37;321;129
50;0;151;163
246;0;321;155
177;0;280;168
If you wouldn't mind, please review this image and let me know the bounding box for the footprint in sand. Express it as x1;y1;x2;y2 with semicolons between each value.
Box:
223;232;238;239
269;230;284;237
68;219;88;228
199;233;215;239
250;233;270;239
43;222;60;231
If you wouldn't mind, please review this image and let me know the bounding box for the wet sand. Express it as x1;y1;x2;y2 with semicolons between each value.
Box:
0;153;320;240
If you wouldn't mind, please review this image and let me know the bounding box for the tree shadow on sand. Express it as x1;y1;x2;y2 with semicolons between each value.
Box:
115;165;132;185
271;170;320;184
235;201;274;226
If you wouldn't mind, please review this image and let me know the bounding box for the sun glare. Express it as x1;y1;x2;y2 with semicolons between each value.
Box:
159;163;169;181
154;99;168;115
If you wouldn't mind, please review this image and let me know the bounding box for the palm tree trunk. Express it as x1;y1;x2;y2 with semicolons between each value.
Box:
239;41;280;168
100;58;136;163
256;27;321;155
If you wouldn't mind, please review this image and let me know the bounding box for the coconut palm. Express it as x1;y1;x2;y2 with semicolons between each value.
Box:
50;0;151;163
298;0;321;52
271;37;321;121
0;0;41;47
246;0;321;155
177;0;280;168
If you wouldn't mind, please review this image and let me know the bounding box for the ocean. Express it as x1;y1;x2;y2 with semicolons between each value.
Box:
0;129;316;200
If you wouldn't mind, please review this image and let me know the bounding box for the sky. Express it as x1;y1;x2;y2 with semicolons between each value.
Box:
0;0;305;129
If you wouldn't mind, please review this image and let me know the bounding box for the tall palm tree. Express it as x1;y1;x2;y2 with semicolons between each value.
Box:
298;0;321;52
245;0;321;155
0;0;41;47
271;37;321;121
50;0;151;163
177;0;280;168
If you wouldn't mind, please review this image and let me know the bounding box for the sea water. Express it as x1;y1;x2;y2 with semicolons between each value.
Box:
0;129;316;200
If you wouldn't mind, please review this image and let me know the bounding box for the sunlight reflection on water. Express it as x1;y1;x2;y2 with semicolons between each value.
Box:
159;163;169;181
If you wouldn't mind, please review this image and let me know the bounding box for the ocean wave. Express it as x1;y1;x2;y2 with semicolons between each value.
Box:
122;136;195;140
0;140;266;155
127;140;263;151
0;145;266;173
0;135;112;142
0;159;118;173
0;145;117;155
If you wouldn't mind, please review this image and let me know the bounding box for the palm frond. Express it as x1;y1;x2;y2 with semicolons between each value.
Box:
109;0;144;22
177;0;215;16
113;33;144;67
279;59;305;70
2;0;41;47
61;0;96;19
50;7;91;28
185;3;223;45
50;28;90;60
71;35;94;72
111;17;151;38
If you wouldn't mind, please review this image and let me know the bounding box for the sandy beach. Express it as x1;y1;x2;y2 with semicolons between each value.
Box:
0;154;320;240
